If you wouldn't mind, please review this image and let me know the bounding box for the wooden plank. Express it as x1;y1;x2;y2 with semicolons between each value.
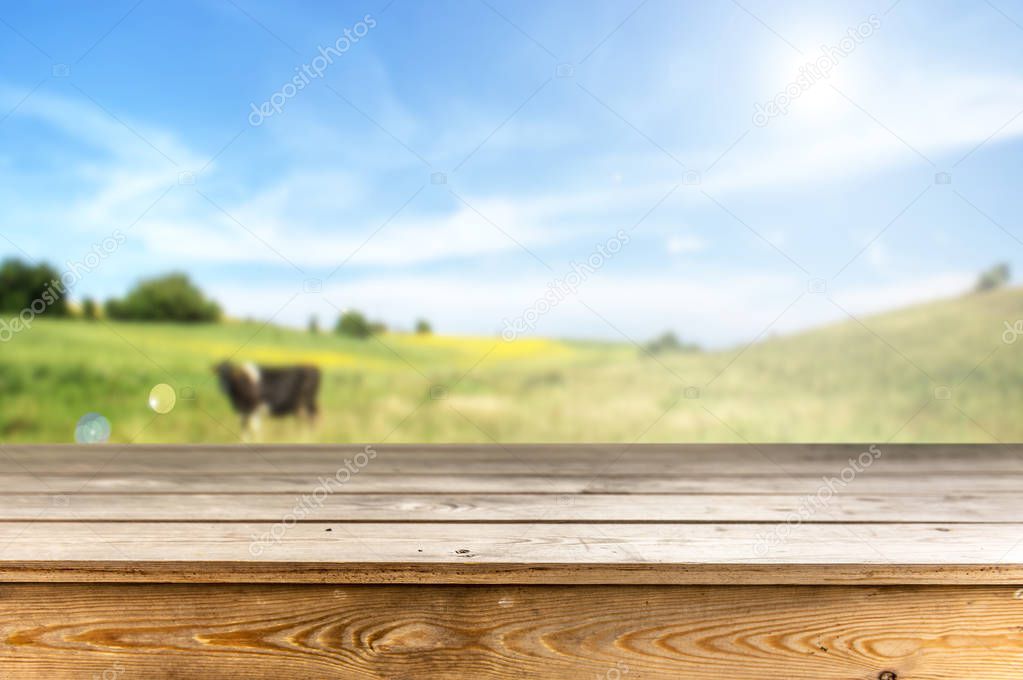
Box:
3;445;1019;677
4;561;1020;585
1;583;1021;679
3;442;1017;458
0;523;1021;583
2;492;1018;522
1;471;1020;493
3;443;1022;475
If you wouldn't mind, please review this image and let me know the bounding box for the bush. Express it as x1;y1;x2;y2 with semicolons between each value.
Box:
105;273;221;322
0;258;70;317
644;331;700;355
81;297;100;320
336;310;371;338
415;318;432;334
975;263;1010;293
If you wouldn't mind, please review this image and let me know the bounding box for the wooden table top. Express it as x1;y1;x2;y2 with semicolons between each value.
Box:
1;444;1021;584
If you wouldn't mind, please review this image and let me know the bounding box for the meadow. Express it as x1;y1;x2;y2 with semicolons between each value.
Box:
1;287;1021;444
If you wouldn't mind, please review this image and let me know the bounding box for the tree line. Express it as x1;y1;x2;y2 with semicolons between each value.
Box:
3;255;1011;340
0;258;432;337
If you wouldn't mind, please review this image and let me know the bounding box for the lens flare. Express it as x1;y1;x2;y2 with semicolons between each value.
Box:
149;383;177;414
75;413;111;444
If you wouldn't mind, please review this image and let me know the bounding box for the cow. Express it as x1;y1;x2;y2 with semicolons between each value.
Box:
214;361;320;439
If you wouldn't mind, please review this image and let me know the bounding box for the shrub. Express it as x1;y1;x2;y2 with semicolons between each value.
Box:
415;318;432;334
81;297;100;320
105;273;221;322
975;263;1010;293
644;331;700;355
336;310;371;338
0;258;70;317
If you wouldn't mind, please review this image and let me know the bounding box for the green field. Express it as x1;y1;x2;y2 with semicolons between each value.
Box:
2;287;1021;444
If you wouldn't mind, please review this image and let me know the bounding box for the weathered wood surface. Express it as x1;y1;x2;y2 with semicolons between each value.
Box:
3;443;1021;473
1;444;1022;678
1;583;1022;679
2;492;1017;521
0;444;1020;583
7;471;1023;493
0;523;1021;581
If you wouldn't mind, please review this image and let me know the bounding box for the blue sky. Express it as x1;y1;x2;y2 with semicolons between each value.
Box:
1;0;1022;346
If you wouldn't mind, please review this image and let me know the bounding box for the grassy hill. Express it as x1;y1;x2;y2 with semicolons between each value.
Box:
2;287;1021;443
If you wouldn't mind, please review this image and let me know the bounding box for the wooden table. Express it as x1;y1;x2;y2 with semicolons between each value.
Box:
1;444;1021;678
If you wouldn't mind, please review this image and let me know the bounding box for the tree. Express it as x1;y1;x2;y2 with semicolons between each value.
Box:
415;318;432;334
975;263;1011;293
105;273;221;322
643;331;700;355
336;310;371;338
308;315;320;334
0;258;70;317
81;297;99;320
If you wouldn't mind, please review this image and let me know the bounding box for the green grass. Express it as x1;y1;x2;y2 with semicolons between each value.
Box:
2;287;1022;443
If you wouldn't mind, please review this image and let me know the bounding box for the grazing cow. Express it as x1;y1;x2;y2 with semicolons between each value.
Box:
215;361;320;438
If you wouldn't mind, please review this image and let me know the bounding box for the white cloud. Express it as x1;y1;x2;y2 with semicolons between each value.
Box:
0;86;204;238
0;87;591;269
137;195;562;268
702;72;1023;192
666;234;706;254
8;68;1022;277
0;67;1008;344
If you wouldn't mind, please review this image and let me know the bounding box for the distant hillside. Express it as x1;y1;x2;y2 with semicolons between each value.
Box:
1;287;1020;443
700;285;1023;442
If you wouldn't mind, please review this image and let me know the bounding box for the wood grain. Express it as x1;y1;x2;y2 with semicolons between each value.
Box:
3;561;1022;585
3;442;1022;474
0;522;1021;583
5;472;1023;493
4;445;1022;676
2;444;1021;583
1;583;1022;679
3;492;1018;521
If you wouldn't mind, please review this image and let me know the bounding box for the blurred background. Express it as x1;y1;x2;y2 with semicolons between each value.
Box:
1;0;1022;443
